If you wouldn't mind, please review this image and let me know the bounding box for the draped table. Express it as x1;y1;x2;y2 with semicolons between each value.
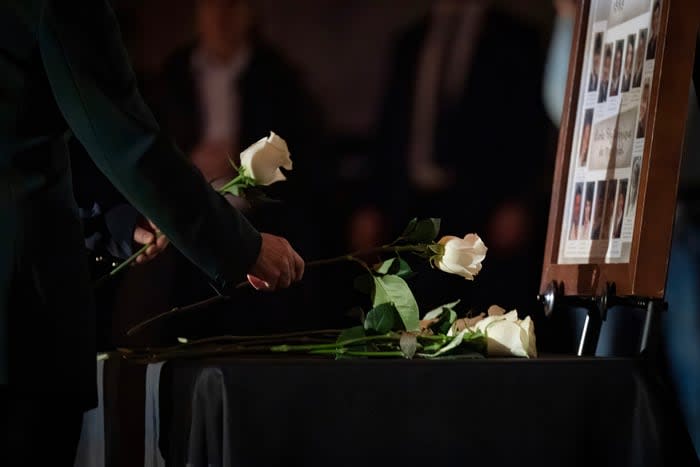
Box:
77;354;698;467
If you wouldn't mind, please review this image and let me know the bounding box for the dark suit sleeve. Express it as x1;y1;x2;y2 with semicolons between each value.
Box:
37;0;261;289
69;135;139;258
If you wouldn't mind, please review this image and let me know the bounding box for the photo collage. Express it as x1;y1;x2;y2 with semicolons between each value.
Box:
559;0;661;264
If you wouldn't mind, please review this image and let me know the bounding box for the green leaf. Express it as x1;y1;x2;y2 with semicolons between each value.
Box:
374;258;396;275
399;218;418;238
391;258;413;277
220;184;242;196
374;257;413;278
399;333;418;359
422;300;460;334
364;303;398;334
438;309;458;335
423;299;460;321
353;273;374;295
372;275;420;332
401;218;441;243
337;326;366;344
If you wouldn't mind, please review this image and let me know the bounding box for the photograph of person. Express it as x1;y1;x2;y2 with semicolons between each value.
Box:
609;39;624;97
646;0;661;60
613;179;628;239
598;43;612;103
600;179;618;240
632;28;647;88
569;182;584;241
578;109;594;167
588;32;603;92
579;182;595;240
627;157;641;215
637;79;650;138
621;34;635;93
591;180;607;240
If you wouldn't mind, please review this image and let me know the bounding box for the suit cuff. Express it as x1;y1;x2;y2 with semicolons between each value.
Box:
104;204;140;259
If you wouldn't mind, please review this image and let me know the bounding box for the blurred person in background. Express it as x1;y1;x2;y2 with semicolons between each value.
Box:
542;0;700;454
349;0;555;317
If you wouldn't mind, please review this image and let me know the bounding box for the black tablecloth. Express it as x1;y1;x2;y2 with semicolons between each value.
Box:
103;354;698;467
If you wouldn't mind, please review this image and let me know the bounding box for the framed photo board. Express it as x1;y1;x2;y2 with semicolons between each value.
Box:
540;0;699;298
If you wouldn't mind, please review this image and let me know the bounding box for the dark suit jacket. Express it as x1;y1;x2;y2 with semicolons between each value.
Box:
0;0;262;408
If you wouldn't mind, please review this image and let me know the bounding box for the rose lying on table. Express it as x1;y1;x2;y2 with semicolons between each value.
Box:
448;305;537;358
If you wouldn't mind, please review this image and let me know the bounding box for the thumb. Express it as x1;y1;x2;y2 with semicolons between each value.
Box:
133;226;154;245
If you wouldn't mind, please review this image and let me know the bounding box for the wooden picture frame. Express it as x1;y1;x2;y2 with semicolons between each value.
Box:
540;0;699;298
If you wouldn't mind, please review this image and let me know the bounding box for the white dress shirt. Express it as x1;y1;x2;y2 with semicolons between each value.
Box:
190;46;251;148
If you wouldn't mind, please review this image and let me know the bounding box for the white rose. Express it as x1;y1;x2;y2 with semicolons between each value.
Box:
239;131;292;185
432;234;487;280
468;306;537;358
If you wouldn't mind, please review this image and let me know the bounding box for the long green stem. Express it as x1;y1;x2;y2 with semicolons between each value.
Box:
125;294;229;335
270;333;445;353
177;329;343;345
306;244;426;268
309;349;405;357
109;243;148;276
271;333;395;352
95;231;164;288
235;244;428;289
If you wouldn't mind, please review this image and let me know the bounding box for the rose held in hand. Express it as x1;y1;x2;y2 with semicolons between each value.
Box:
240;131;292;185
432;234;487;280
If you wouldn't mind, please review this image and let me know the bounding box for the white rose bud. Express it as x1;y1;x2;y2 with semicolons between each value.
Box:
433;233;487;280
239;131;292;185
470;306;537;358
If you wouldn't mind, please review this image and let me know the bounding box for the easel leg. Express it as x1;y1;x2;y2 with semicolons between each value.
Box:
577;307;603;356
640;299;666;354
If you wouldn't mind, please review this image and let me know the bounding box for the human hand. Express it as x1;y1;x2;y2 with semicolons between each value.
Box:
191;141;235;182
133;217;169;264
247;233;304;290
